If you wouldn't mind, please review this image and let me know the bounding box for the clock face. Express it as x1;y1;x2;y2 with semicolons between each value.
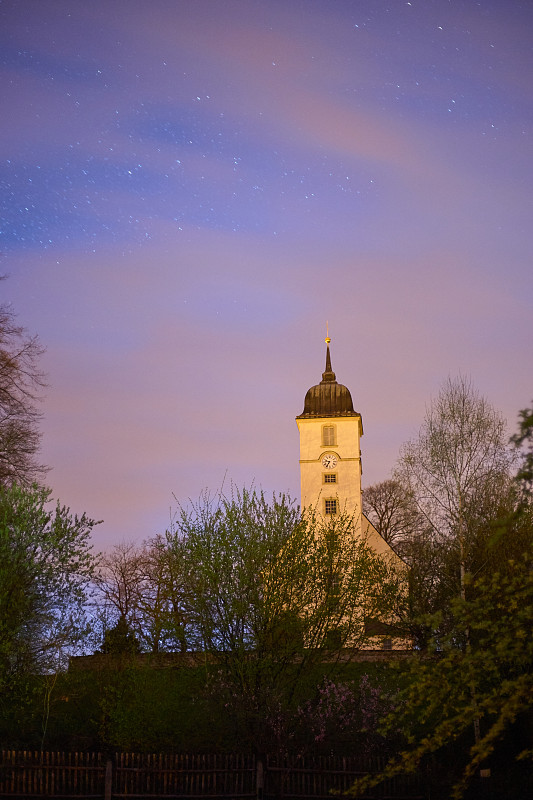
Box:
321;453;338;469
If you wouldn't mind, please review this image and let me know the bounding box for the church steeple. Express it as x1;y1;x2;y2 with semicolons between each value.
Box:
296;337;358;419
296;334;363;519
322;342;336;382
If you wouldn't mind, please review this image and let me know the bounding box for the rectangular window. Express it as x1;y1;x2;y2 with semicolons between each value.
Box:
324;473;337;484
325;499;338;515
322;425;336;446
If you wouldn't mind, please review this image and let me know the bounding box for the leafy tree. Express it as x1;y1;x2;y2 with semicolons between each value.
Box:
0;483;99;691
348;404;533;800
511;402;533;491
167;488;403;753
0;295;47;486
348;540;533;799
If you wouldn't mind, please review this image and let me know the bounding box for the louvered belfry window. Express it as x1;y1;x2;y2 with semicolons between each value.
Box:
322;425;336;446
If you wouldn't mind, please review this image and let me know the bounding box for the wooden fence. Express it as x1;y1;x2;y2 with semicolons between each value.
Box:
0;752;105;798
0;751;425;799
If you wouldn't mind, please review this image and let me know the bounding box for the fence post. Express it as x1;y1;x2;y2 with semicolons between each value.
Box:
104;759;113;800
256;757;264;800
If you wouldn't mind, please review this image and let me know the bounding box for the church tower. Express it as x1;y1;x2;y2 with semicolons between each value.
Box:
296;336;363;524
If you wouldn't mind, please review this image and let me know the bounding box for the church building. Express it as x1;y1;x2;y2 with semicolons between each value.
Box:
296;336;402;561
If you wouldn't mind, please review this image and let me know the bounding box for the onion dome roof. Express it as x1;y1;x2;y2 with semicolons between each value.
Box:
296;341;359;419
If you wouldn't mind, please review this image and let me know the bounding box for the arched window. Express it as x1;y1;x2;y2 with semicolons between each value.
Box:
322;424;336;446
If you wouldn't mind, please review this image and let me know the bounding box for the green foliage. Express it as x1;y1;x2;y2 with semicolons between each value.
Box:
348;543;533;798
0;656;406;754
168;488;403;753
0;486;404;755
0;483;98;692
102;615;141;655
0;662;218;752
348;402;533;799
511;402;533;491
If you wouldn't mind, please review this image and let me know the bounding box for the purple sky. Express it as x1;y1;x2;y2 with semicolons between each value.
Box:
2;0;532;551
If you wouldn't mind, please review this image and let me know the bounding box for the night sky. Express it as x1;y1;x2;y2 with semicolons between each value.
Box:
2;0;532;551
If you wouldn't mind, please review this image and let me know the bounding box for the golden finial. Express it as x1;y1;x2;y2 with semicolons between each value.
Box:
325;320;331;345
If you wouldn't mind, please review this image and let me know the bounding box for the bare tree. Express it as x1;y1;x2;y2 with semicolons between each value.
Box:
363;479;422;555
95;541;146;641
94;537;189;653
395;375;513;587
0;294;47;486
136;535;188;653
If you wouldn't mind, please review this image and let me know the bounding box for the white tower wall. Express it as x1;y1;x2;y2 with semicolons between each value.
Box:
296;415;363;522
